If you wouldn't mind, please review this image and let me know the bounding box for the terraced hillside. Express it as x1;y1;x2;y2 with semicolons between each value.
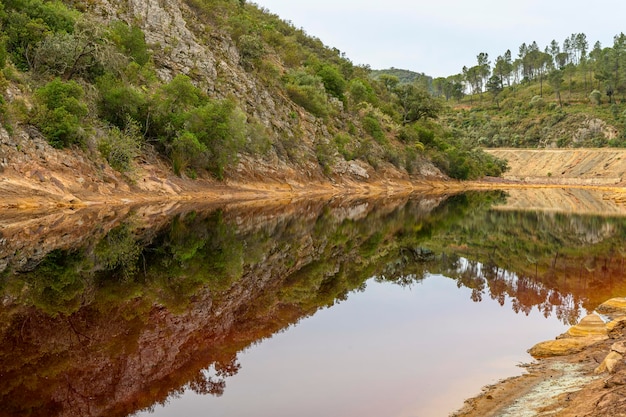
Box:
486;149;626;186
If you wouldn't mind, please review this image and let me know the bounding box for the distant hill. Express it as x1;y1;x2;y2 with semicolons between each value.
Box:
370;68;433;89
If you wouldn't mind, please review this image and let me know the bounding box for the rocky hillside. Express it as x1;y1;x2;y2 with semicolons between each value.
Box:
487;148;626;186
0;0;512;207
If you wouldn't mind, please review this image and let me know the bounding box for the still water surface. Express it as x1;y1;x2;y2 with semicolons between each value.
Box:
1;189;626;417
138;275;566;417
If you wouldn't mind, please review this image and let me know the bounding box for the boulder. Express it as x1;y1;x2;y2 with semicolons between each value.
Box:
567;313;608;337
529;336;606;358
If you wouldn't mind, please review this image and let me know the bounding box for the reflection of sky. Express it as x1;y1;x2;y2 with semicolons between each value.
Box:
137;275;568;417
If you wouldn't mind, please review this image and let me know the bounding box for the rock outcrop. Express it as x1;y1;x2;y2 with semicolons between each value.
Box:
486;148;626;186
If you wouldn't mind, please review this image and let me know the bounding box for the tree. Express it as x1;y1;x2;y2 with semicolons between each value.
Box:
394;83;442;125
448;74;466;102
534;51;553;96
32;19;124;81
590;41;603;88
613;33;626;100
433;76;463;101
486;74;503;108
477;52;491;96
548;39;560;64
463;65;482;101
494;51;513;88
378;74;399;91
548;69;564;107
594;35;626;104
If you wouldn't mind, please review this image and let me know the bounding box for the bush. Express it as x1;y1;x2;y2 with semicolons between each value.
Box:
334;133;354;160
362;113;386;144
148;74;203;140
171;131;207;175
0;36;7;69
2;0;78;70
398;124;432;147
32;78;88;147
97;73;147;128
589;89;602;105
285;69;330;117
316;64;346;100
244;119;272;155
108;20;150;66
530;95;545;109
98;119;143;172
237;34;265;68
315;140;335;175
186;99;247;179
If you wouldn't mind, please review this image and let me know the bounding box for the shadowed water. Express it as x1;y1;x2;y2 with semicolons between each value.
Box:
1;189;626;417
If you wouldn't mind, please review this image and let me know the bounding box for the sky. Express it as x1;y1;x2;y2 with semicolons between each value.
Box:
254;0;626;78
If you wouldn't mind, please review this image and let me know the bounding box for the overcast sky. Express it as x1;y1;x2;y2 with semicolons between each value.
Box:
254;0;626;78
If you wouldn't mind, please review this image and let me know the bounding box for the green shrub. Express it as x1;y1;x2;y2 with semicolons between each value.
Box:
0;36;7;69
2;0;78;70
32;78;88;147
148;74;204;141
98;119;143;172
589;90;602;105
315;140;336;175
316;64;346;100
362;113;386;144
244;120;272;155
334;132;354;160
237;33;265;68
398;124;432;147
108;20;150;66
171;131;207;175
530;95;545;109
285;69;330;117
97;73;147;128
404;146;421;174
186;99;247;179
348;78;376;106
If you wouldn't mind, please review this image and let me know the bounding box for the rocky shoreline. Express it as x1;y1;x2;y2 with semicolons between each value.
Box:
453;298;626;417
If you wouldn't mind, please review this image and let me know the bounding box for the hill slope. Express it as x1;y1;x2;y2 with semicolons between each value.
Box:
0;0;511;206
486;148;626;185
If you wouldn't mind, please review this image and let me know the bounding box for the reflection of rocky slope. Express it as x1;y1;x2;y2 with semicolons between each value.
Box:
3;193;626;417
492;188;626;216
0;194;451;417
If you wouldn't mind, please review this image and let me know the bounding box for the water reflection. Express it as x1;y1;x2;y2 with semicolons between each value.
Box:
0;190;626;416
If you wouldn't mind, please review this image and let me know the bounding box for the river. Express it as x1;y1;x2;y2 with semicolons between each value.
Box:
1;188;626;417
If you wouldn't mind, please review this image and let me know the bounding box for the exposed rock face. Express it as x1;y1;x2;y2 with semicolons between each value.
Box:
487;149;626;186
92;0;321;175
529;335;607;358
86;0;443;187
528;299;626;359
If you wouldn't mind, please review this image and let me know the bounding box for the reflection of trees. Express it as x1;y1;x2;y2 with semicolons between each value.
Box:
428;255;584;325
4;191;626;416
3;195;492;417
187;358;241;397
386;209;626;325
